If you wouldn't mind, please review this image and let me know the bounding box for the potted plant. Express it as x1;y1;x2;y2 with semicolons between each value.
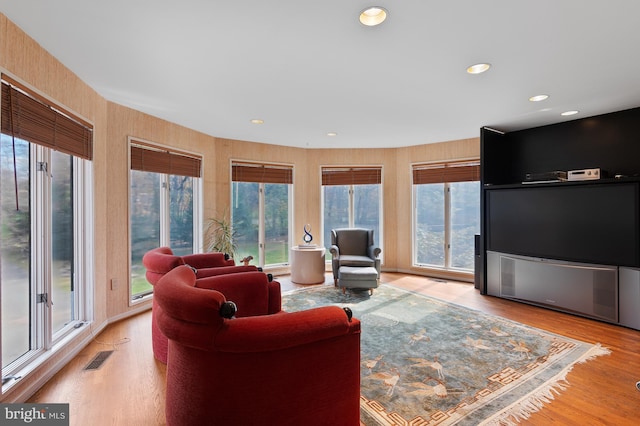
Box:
203;211;238;260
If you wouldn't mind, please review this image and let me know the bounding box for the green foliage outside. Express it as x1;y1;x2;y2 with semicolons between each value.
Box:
129;172;195;297
232;182;290;266
414;181;480;270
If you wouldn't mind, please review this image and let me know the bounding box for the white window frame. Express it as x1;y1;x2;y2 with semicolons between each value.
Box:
230;161;294;269
411;160;480;272
127;139;202;303
1;139;93;391
321;182;384;261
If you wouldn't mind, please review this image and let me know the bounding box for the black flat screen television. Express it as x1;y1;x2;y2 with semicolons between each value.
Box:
486;182;640;267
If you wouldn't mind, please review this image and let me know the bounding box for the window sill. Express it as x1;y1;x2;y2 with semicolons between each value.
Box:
130;292;153;306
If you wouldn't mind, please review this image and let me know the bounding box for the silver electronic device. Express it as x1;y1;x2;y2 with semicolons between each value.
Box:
567;168;601;181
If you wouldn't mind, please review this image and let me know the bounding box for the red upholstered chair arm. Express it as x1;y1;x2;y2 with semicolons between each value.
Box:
194;265;259;278
142;247;185;285
155;266;227;349
213;306;360;353
155;266;223;324
182;252;235;268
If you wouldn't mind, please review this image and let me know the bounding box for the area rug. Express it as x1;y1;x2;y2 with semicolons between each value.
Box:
282;284;610;425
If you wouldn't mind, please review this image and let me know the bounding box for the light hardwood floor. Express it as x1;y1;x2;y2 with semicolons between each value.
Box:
29;272;640;425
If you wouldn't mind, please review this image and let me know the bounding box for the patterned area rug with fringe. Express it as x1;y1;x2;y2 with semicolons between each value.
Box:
282;284;610;425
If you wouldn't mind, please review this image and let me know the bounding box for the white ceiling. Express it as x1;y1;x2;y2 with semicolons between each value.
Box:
2;1;640;149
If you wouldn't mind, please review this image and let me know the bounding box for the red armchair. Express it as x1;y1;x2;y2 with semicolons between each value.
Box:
142;246;278;363
143;246;255;285
155;265;361;426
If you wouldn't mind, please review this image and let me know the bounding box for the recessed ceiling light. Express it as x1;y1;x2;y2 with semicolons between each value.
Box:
529;94;549;102
466;63;491;74
250;119;264;124
359;7;388;26
561;110;579;116
327;132;337;137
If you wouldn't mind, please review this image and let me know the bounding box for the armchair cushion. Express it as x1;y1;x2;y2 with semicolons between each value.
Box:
337;254;376;267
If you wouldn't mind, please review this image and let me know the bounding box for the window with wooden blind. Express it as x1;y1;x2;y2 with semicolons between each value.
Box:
412;159;480;273
1;77;93;384
321;166;383;257
129;142;202;299
231;161;293;267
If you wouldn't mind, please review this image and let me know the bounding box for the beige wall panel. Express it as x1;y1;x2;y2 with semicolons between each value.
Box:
92;98;110;324
293;153;318;248
105;104;138;318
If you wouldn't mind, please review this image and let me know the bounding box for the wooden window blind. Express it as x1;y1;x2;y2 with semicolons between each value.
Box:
130;144;201;178
321;167;382;186
232;162;293;184
1;79;93;160
412;160;480;184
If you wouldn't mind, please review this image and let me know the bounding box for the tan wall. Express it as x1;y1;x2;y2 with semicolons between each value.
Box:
0;13;480;401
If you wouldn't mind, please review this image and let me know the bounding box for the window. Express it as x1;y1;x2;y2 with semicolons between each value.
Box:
1;78;92;385
322;167;383;253
412;161;480;271
231;162;292;267
129;143;201;299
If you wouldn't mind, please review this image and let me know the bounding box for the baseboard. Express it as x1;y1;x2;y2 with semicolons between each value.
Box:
110;302;152;324
393;267;474;283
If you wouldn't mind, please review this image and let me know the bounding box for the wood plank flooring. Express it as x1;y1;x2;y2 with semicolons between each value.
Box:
28;272;640;425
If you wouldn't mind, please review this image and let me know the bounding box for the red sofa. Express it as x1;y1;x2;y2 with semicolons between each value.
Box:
155;265;361;426
142;246;279;363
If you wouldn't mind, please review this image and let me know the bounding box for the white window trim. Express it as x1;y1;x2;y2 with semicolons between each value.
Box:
230;159;294;269
411;181;479;273
319;170;384;262
2;144;94;393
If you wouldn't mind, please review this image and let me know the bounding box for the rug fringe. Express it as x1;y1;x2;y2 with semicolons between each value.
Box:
480;343;611;426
